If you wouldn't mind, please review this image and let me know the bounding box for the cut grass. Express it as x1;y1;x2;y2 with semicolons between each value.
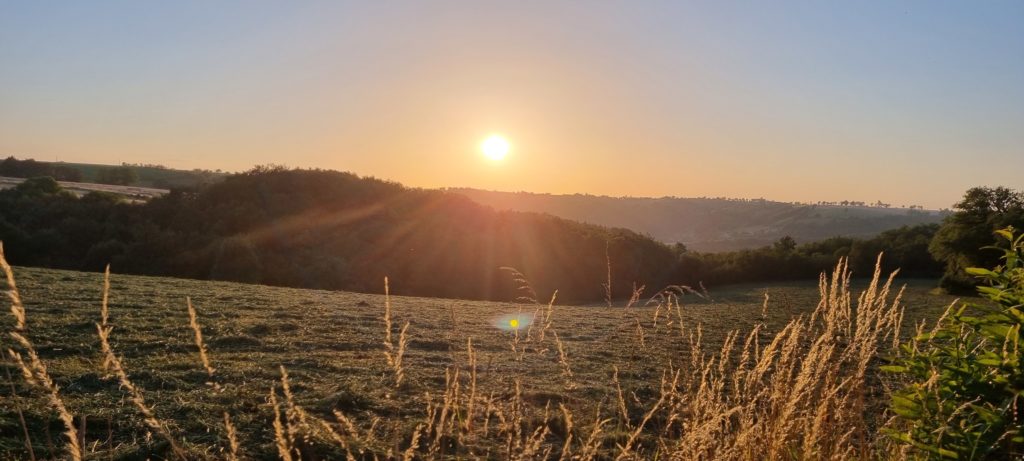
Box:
0;261;961;459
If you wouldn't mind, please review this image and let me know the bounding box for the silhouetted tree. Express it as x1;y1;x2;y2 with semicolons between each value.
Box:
930;186;1024;292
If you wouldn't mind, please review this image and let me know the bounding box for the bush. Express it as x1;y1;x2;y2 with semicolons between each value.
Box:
888;228;1024;459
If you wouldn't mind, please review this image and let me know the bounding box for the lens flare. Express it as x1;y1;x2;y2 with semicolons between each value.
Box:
492;312;533;332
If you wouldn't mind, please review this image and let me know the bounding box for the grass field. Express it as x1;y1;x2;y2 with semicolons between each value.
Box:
1;265;962;460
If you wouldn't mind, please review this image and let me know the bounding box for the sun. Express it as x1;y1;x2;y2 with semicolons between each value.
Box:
481;134;510;160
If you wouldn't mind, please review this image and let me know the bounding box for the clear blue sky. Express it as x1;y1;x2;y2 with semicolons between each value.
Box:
1;1;1021;208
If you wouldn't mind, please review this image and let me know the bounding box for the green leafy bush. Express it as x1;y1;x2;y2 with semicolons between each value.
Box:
888;228;1024;459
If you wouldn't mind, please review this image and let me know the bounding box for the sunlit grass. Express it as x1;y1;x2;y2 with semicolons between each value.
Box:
0;251;960;459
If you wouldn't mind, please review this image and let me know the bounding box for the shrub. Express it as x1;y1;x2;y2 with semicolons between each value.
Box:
888;228;1024;459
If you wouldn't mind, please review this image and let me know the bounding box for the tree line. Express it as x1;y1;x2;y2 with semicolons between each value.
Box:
1;156;84;181
0;167;1018;302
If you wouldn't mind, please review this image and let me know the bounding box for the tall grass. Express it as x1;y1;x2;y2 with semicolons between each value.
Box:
0;243;921;459
382;276;410;387
2;243;81;461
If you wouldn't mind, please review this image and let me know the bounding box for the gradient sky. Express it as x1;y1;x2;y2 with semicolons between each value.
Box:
1;1;1021;209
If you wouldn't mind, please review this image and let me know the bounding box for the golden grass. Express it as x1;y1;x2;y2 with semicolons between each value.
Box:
382;276;410;387
0;242;920;460
2;243;82;461
97;309;187;459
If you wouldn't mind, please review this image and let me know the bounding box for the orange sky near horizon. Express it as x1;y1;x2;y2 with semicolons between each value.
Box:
1;2;1022;209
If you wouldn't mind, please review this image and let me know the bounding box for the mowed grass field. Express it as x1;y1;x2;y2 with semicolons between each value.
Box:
1;265;962;459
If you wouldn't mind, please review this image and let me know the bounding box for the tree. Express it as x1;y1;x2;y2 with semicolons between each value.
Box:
773;235;796;253
930;187;1024;292
14;176;63;197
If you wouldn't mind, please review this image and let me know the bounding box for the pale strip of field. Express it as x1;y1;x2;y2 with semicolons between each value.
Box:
0;176;169;199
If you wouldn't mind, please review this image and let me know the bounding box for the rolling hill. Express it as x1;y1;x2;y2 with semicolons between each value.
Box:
450;189;948;252
3;157;947;253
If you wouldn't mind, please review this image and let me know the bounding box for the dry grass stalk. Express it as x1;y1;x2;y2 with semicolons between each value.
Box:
634;317;647;350
428;366;461;456
4;360;36;461
463;338;478;433
88;260;188;459
482;392;496;437
382;277;410;386
525;301;544;344
615;372;670;460
519;422;551;460
553;331;576;390
383;277;393;348
2;243;26;331
557;403;574;461
314;416;357;461
8;348;35;385
644;284;710;309
650;292;670;329
2;243;82;461
184;297;241;459
223;412;240;461
539;291;557;344
402;423;424;461
100;264;110;327
186;297;216;381
576;408;610;461
393;322;410;385
278;371;376;459
269;385;294;461
625;282;645;309
510;311;526;362
496;379;526;456
650;256;905;460
612;366;631;430
278;365;310;459
99;265;114;373
499;266;539;304
96;322;186;459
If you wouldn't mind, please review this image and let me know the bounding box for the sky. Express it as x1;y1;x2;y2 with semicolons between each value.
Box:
1;1;1021;209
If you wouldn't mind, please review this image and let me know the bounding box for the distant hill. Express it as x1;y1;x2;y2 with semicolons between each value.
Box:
0;168;676;303
449;189;948;252
0;168;949;300
60;161;226;190
1;156;225;190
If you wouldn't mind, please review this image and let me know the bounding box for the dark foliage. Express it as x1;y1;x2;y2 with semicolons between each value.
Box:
930;187;1024;292
1;156;83;181
670;224;943;287
0;167;950;302
0;168;675;302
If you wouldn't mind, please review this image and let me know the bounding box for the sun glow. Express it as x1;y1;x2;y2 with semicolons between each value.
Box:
481;135;510;160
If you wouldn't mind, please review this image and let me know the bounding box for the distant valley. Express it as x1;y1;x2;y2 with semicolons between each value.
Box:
450;188;948;251
2;156;949;253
